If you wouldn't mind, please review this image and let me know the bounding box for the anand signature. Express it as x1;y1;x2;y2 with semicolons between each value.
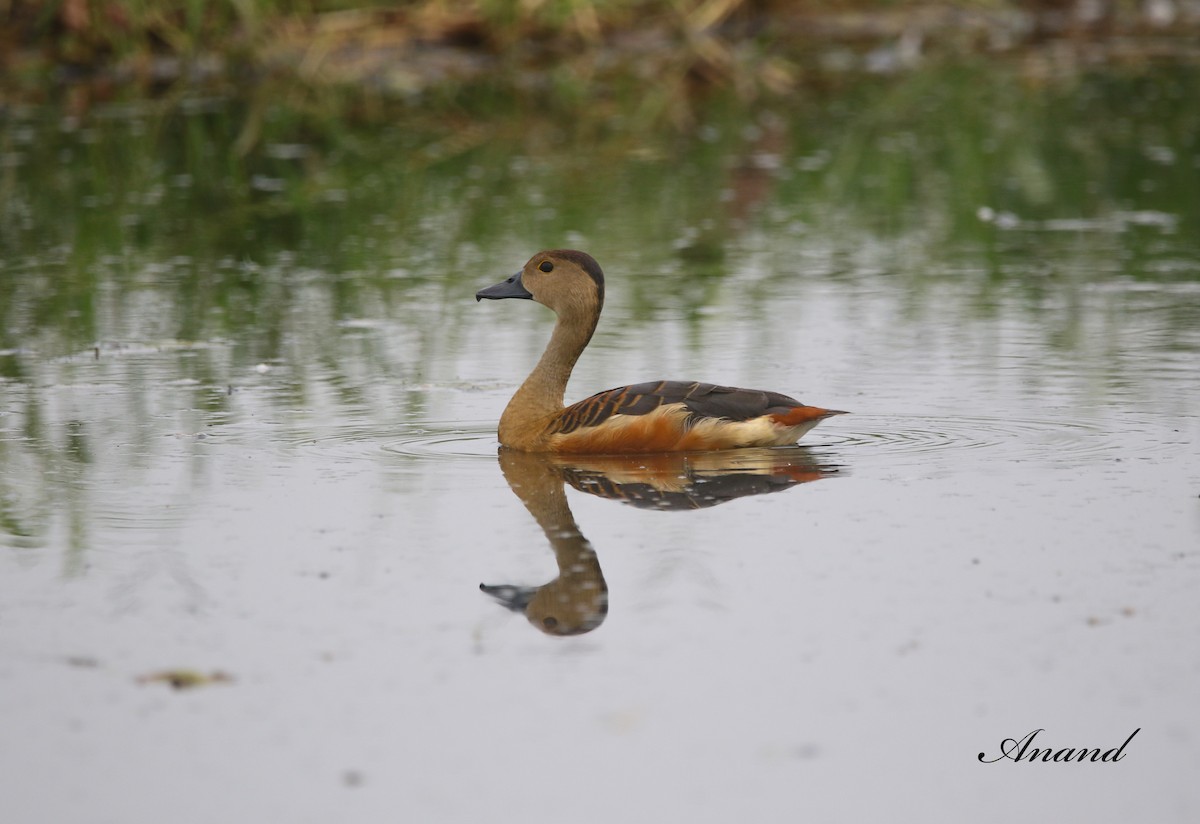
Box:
978;728;1140;763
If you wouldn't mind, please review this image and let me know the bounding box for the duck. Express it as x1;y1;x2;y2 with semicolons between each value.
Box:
476;249;846;454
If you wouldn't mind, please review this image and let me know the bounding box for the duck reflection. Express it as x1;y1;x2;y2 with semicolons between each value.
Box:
481;448;609;636
481;447;838;636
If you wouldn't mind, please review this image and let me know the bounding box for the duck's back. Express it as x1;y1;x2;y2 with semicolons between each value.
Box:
547;380;843;454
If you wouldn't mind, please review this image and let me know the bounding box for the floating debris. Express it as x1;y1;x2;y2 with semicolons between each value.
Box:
136;669;234;690
65;655;101;669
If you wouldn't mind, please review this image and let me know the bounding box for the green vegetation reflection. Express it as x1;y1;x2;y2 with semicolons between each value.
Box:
1;58;1198;554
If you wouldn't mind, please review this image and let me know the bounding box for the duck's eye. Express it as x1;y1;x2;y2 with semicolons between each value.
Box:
538;260;554;273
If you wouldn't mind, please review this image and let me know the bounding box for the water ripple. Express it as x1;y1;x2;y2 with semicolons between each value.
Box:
824;413;1184;463
229;413;1185;467
245;420;498;462
381;421;498;460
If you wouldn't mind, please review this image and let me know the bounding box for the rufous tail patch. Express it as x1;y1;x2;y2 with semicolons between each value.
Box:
769;406;847;427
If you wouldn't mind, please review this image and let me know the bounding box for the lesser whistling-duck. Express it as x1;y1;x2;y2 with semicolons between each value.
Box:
476;250;846;453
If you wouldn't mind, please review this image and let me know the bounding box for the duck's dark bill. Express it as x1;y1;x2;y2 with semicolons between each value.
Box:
476;271;533;301
479;583;537;611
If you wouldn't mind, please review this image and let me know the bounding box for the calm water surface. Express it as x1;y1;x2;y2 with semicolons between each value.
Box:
2;62;1199;822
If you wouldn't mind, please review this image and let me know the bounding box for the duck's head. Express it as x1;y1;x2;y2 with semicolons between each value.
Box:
476;249;605;318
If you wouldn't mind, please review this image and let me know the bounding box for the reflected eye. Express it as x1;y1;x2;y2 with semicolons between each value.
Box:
538;260;554;273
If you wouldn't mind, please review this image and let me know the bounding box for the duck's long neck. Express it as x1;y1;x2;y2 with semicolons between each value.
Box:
500;309;598;441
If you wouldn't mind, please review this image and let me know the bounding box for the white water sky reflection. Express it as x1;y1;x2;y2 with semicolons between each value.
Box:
3;237;1198;822
3;79;1200;820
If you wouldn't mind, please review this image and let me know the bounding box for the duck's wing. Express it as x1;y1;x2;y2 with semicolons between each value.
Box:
552;380;804;435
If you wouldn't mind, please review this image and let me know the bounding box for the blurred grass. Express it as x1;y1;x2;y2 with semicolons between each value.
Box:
1;53;1197;552
3;0;1192;106
1;5;1196;367
2;57;1196;356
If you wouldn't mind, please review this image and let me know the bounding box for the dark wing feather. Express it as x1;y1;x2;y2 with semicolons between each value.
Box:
552;381;801;435
675;382;802;422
